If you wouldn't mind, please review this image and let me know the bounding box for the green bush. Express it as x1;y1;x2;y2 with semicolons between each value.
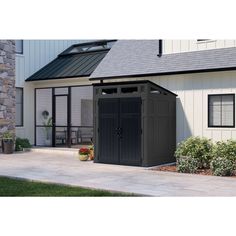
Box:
210;157;235;176
213;140;236;162
15;138;31;151
176;156;199;174
175;136;213;169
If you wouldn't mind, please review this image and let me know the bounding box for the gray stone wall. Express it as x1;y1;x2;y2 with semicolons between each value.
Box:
0;40;15;144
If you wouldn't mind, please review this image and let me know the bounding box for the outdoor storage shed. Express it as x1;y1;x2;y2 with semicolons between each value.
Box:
93;80;177;167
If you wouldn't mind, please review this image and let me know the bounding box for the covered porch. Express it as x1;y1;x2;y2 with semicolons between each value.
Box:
24;40;115;147
35;85;93;147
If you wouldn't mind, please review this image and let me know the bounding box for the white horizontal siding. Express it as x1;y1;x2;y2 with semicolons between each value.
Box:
164;40;236;54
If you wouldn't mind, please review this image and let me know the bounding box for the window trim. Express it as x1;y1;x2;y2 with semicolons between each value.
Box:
208;94;235;128
15;40;23;54
16;87;24;127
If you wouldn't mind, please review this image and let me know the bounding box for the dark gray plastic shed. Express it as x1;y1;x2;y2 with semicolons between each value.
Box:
93;80;177;167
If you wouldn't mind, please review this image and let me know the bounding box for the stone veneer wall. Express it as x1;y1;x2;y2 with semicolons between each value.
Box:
0;40;15;145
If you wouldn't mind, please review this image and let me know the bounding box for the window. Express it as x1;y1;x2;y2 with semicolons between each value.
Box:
101;88;117;95
16;88;23;126
208;94;235;128
150;87;161;94
15;40;23;54
64;40;116;55
121;87;138;94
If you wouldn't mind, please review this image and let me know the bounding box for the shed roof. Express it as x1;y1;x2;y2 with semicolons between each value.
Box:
90;40;236;80
93;80;177;96
26;40;116;82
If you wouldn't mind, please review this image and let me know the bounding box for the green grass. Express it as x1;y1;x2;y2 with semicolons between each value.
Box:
0;177;134;197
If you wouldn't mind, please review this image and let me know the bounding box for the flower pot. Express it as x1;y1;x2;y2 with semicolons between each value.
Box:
79;154;89;161
89;149;94;160
2;139;14;154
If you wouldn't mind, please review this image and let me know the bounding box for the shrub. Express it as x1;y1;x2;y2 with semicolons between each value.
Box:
15;138;31;151
176;156;199;173
213;140;236;162
210;157;235;176
175;136;213;169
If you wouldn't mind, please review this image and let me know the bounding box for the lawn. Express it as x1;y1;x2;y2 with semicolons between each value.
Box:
0;177;133;197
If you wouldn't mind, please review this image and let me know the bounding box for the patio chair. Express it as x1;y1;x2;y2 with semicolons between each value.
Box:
55;128;67;145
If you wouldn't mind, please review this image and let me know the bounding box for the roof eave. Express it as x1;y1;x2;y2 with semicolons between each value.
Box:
26;74;89;82
89;66;236;81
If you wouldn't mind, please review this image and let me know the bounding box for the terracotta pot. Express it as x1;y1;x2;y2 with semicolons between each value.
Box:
79;154;89;161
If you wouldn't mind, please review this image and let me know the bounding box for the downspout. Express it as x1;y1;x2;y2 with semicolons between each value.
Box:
157;39;163;57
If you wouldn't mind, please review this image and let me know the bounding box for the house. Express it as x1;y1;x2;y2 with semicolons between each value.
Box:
9;39;236;165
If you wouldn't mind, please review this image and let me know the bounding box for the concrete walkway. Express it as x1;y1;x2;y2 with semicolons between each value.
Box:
0;149;236;196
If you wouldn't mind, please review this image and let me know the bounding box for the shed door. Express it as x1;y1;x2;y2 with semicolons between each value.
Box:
98;97;141;166
98;99;119;164
119;98;142;166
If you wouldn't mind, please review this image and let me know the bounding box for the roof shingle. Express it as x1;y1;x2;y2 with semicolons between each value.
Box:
90;40;236;80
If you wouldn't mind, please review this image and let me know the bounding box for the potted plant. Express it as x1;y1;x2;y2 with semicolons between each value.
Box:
79;147;90;161
15;138;32;152
2;131;14;154
88;144;94;160
42;117;52;146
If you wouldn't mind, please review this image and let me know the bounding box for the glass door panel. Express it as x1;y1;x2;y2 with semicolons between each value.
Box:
55;96;68;126
54;95;68;146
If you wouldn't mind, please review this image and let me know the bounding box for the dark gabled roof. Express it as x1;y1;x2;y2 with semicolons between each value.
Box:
26;40;116;82
90;40;236;80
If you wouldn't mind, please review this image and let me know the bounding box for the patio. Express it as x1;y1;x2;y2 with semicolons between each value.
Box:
0;149;236;196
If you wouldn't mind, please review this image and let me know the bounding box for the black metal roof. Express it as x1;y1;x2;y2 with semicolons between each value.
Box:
26;40;116;82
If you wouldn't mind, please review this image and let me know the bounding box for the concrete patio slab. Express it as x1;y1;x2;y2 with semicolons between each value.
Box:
0;150;236;196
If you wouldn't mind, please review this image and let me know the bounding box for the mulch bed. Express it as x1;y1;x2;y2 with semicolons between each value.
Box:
153;164;236;177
